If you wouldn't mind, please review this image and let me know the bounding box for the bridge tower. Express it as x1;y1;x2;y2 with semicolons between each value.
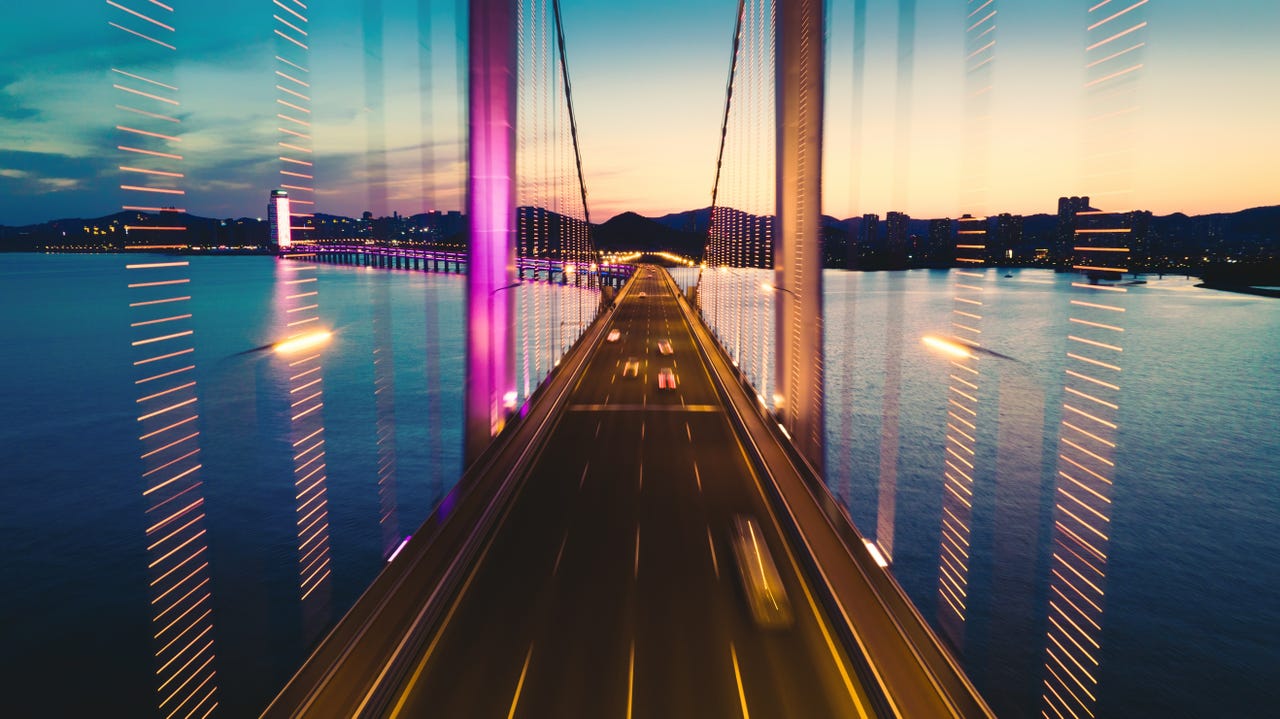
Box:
465;0;519;465
774;0;826;472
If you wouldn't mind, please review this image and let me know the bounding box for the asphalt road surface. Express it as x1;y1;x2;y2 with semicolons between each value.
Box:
384;266;874;718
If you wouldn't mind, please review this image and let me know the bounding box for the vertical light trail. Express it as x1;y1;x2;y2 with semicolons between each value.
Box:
875;272;903;564
704;0;777;398
371;279;400;558
937;217;985;647
1041;4;1145;717
272;0;331;610
514;0;593;388
275;256;333;607
935;0;998;649
273;0;316;241
109;1;218;716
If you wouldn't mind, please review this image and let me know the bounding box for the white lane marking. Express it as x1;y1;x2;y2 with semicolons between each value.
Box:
638;462;643;492
626;640;636;719
686;422;692;442
553;532;568;575
612;374;617;384
633;525;641;579
730;642;750;719
507;643;535;719
595;420;602;438
580;463;590;489
706;526;719;579
694;462;702;493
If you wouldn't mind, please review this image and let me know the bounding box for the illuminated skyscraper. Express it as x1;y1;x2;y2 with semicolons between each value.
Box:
269;189;293;249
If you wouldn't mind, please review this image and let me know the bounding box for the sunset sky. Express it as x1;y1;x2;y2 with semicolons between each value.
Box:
0;0;1276;225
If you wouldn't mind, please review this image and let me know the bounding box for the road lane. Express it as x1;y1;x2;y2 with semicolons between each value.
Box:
388;266;872;717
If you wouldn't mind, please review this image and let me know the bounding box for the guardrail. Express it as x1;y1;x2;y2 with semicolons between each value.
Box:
665;267;994;719
263;276;636;717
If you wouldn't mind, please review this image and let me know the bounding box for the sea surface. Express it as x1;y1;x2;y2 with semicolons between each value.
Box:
1;255;1276;716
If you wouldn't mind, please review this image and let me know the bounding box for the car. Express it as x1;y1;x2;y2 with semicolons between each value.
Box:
607;328;621;343
657;367;676;390
622;358;640;378
656;339;673;356
638;291;646;298
730;515;793;628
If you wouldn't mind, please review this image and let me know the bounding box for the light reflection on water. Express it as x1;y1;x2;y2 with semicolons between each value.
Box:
675;265;1279;718
0;259;1275;716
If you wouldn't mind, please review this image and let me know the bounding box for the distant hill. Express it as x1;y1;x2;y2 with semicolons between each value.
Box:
593;211;704;255
0;211;269;251
6;204;1278;272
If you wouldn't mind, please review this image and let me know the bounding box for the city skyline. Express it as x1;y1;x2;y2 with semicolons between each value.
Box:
1;0;1277;225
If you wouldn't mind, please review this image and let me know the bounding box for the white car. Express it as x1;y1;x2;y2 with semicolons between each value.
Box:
607;329;621;343
656;339;673;356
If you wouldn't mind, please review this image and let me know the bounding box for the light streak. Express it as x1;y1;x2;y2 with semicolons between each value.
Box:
272;329;331;354
387;536;412;562
117;104;180;122
113;84;179;105
922;334;975;359
1085;21;1146;52
137;381;197;403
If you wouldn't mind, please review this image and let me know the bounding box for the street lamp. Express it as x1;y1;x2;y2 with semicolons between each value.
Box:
761;282;797;297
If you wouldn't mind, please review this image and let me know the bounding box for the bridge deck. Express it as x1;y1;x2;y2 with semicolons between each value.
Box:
384;267;874;717
265;264;990;718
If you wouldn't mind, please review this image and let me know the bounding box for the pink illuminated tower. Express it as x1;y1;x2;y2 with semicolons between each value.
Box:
464;0;518;465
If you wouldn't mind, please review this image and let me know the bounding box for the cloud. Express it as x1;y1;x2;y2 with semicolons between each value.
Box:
0;149;118;224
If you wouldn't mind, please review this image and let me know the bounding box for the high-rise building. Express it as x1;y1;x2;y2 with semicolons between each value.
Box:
927;218;952;266
858;213;879;249
1055;196;1092;266
269;189;292;249
883;211;910;269
993;213;1024;263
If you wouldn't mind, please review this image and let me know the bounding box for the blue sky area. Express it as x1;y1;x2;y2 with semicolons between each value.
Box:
0;0;1276;224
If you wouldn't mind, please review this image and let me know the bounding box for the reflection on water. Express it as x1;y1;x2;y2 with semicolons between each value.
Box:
679;264;1279;716
0;260;1277;716
822;268;1278;718
127;256;221;718
272;254;334;635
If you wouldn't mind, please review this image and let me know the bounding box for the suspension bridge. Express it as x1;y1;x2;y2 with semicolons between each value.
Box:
103;0;1147;716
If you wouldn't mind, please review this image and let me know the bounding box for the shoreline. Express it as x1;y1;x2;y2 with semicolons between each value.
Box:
1195;283;1280;299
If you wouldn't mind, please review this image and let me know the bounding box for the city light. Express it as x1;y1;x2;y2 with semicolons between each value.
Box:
921;334;974;359
273;329;332;355
864;540;890;568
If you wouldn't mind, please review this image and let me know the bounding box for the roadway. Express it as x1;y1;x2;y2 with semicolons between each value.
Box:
383;266;875;717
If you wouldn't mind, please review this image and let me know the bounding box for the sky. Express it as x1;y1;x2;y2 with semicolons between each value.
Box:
0;0;1277;226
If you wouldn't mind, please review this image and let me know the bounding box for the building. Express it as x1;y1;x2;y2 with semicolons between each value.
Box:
886;211;910;266
1055;196;1092;266
269;189;292;249
927;218;952;266
992;213;1024;263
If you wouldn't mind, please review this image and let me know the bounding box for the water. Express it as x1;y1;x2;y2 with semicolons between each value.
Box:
3;258;1277;716
0;254;467;715
675;265;1280;717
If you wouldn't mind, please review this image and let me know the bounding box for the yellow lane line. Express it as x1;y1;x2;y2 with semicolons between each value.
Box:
506;643;534;719
730;642;750;719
